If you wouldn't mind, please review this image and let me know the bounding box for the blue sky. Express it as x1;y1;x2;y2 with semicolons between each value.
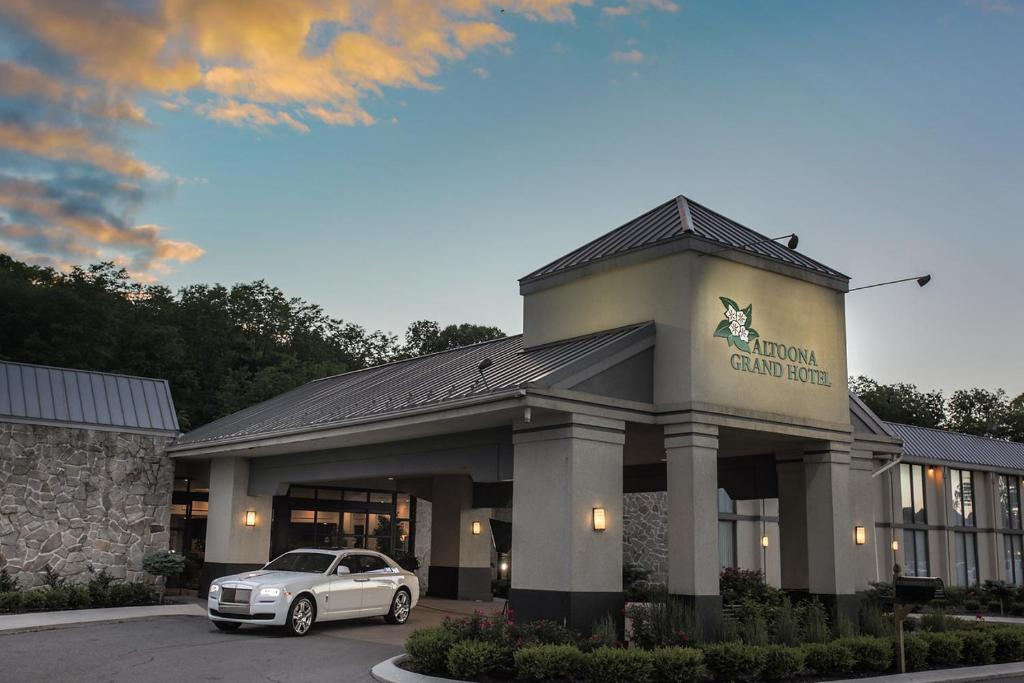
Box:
1;1;1022;395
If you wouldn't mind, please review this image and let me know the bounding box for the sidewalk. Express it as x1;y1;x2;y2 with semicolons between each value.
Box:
837;661;1024;682
0;602;206;634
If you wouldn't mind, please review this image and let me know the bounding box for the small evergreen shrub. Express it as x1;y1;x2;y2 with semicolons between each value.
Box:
42;588;70;610
21;591;47;610
988;600;1003;613
759;645;805;680
514;644;585;682
900;634;929;671
651;647;707;683
797;600;830;644
65;585;91;610
917;631;962;667
770;600;800;646
446;641;503;681
583;646;655;683
0;591;24;612
701;642;765;682
920;607;950;632
959;630;997;665
833;636;893;673
802;642;856;675
736;601;770;646
964;599;981;612
992;627;1024;662
859;602;893;638
406;627;457;674
0;567;19;592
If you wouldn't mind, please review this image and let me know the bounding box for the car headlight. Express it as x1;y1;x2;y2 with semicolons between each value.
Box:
209;584;220;594
259;587;281;599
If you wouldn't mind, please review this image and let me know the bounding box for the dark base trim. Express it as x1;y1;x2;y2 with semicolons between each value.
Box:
198;562;264;598
427;566;492;601
509;589;624;634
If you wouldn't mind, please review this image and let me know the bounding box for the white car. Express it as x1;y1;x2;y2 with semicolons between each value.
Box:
207;548;419;636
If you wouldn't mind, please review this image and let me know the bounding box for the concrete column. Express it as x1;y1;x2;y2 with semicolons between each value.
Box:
200;457;273;594
804;443;857;620
776;455;810;592
665;422;720;623
510;413;625;632
427;475;493;601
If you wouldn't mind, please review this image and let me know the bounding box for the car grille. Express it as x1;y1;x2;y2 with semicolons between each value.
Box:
219;588;252;604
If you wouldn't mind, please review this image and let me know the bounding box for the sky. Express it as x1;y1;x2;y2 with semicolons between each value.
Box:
0;0;1021;397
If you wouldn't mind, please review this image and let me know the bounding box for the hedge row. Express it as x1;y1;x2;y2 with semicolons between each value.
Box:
407;625;1024;682
0;582;156;613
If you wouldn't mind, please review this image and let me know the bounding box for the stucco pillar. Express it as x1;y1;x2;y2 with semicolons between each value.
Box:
200;456;273;594
804;443;858;620
510;413;625;632
427;475;493;601
776;455;809;592
665;422;721;624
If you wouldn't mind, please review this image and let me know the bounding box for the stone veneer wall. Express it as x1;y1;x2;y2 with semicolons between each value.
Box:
623;491;668;584
414;498;432;592
0;421;175;588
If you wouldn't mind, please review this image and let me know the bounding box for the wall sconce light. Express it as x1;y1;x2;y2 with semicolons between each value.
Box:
471;521;482;535
891;538;900;551
244;510;257;527
927;465;936;476
761;535;770;548
855;526;867;545
592;507;606;532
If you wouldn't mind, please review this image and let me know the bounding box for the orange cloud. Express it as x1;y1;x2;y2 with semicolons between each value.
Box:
0;123;165;179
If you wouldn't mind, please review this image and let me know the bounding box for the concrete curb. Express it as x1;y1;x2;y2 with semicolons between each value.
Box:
834;661;1024;683
371;655;458;683
0;602;207;634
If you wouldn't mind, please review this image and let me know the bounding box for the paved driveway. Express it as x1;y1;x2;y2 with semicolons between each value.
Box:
0;615;403;682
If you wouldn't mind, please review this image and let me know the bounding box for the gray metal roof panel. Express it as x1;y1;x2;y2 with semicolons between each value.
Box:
174;323;654;448
520;195;848;284
887;422;1024;472
0;360;179;434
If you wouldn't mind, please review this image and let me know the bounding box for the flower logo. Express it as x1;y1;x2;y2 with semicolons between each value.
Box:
714;297;759;352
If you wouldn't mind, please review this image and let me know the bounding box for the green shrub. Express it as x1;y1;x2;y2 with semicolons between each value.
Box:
770;600;800;646
626;591;701;648
988;600;1003;613
896;634;929;671
406;628;457;674
802;642;856;675
21;591;47;610
993;627;1024;662
833;636;893;673
583;646;654;683
964;599;981;612
835;616;857;638
797;600;830;644
917;631;962;667
0;591;24;612
514;644;585;682
65;585;91;610
919;607;950;632
0;567;19;592
87;568;114;605
42;588;70;610
759;645;805;680
859;603;893;638
720;567;785;607
959;630;996;665
142;551;185;583
651;647;707;683
736;601;770;646
701;642;765;682
446;641;503;681
1012;602;1024;617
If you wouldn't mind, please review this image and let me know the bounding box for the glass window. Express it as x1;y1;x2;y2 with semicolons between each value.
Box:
357;555;390;573
174;478;190;492
344;491;368;502
291;487;316;499
718;489;735;514
954;532;979;586
1006;535;1024;585
901;464;927;525
339;555;360;573
1000;476;1022;530
190;501;208;518
170;503;188;516
315;511;340;548
950;469;975;527
370;492;393;504
318;489;342;500
396;494;411;519
903;529;929;577
395;520;410;550
368;513;392;537
343;512;367;535
288;510;316;549
718;520;736;568
264;552;334;573
366;537;391;553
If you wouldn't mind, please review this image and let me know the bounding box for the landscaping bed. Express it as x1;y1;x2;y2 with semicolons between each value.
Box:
399;569;1024;682
0;567;158;614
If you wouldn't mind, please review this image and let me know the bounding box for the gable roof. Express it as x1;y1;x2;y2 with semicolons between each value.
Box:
0;360;179;435
172;322;654;450
887;422;1024;472
520;195;848;286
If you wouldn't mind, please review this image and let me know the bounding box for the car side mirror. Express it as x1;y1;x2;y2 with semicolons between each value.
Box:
336;565;351;575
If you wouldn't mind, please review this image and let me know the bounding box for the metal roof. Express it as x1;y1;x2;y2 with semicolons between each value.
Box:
887;422;1024;472
0;361;179;435
173;322;654;449
520;195;848;284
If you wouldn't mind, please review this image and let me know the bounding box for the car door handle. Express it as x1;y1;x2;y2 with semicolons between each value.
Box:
354;578;370;582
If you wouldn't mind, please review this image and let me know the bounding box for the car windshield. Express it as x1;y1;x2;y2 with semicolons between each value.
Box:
263;552;335;573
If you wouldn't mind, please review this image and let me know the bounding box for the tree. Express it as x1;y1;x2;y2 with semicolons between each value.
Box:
849;376;945;428
402;320;505;357
947;388;1011;439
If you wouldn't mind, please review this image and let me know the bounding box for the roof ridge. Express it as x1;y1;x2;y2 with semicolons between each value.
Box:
0;358;171;385
887;420;1024;446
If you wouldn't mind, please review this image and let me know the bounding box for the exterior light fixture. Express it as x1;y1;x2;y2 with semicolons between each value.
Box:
472;521;482;535
701;233;799;257
592;507;606;532
891;538;900;551
761;535;770;548
847;274;933;293
500;561;509;572
855;526;867;545
244;510;257;527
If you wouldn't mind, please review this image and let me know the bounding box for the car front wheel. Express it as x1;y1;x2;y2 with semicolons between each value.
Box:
285;596;315;636
384;589;411;625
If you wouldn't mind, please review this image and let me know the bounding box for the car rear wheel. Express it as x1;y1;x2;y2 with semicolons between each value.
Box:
384;589;411;624
285;596;315;636
213;620;241;632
